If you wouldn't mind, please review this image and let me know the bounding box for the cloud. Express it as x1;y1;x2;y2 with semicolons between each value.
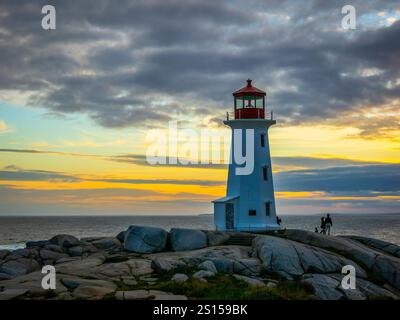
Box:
0;148;102;158
0;0;399;135
1;148;395;172
98;178;223;186
0;165;223;186
0;148;50;154
271;156;384;170
274;164;400;193
110;154;228;169
0;166;79;182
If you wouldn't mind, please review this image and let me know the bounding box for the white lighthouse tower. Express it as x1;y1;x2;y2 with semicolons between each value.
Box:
213;79;280;232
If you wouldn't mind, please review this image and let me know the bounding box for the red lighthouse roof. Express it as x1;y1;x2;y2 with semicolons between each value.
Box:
233;79;266;97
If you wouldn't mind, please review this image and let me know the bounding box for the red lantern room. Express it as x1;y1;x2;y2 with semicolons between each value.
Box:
232;79;266;119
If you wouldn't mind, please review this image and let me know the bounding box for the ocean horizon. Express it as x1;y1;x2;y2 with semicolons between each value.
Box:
1;212;399;250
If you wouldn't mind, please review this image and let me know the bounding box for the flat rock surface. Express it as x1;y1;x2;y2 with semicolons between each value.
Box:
302;273;399;300
340;235;400;258
0;288;29;300
283;229;400;289
253;235;366;279
2;230;400;300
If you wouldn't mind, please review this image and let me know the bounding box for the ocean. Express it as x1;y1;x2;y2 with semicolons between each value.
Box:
0;213;399;250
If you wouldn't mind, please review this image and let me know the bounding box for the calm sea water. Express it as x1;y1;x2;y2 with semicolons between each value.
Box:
0;213;399;250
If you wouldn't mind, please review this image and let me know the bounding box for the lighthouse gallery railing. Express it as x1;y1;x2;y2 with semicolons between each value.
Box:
226;110;274;121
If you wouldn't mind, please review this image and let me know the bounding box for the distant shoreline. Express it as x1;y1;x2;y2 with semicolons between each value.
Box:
1;213;399;248
0;212;399;218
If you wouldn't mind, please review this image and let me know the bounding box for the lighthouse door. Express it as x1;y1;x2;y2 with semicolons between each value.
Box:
225;203;234;230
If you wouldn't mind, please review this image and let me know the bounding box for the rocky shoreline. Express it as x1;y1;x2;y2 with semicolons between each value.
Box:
0;226;399;300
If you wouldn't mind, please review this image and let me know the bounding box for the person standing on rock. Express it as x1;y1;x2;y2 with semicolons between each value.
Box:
325;214;333;235
320;217;326;234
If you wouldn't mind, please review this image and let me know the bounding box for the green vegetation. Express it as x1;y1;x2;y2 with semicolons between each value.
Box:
114;273;314;300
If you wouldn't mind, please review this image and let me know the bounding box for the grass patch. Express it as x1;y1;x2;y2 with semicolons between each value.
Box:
120;274;313;300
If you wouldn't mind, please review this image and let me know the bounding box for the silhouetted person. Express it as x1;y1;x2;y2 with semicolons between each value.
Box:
325;214;333;235
314;227;319;233
320;217;326;234
276;216;282;226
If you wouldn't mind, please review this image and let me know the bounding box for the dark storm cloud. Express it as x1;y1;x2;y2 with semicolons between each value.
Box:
98;178;223;186
0;165;223;186
0;167;79;182
0;0;399;130
110;154;228;169
271;156;382;169
274;164;400;193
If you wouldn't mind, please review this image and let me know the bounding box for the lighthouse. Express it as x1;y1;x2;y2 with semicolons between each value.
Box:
213;79;280;232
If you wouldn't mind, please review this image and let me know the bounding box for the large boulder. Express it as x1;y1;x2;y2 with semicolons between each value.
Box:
341;235;400;258
56;255;106;277
7;249;32;259
116;231;126;242
284;229;378;268
208;257;234;273
253;235;366;279
169;228;207;251
39;249;69;261
233;258;261;276
124;226;168;253
283;230;400;289
148;245;259;276
68;243;98;257
0;249;10;260
43;244;64;253
26;240;49;248
301;273;398;300
5;248;39;262
0;289;29;300
91;237;121;251
0;272;13;280
0;271;68;296
49;234;81;248
152;257;186;273
198;260;217;273
0;258;40;277
204;231;230;246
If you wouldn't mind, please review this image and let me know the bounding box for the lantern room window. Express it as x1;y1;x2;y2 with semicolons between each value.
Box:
235;97;244;109
232;79;267;119
255;96;264;108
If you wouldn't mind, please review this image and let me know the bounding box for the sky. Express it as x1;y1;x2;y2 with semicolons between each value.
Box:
0;0;399;216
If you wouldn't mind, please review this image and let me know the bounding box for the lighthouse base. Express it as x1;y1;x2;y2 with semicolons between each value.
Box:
222;223;281;233
213;196;281;232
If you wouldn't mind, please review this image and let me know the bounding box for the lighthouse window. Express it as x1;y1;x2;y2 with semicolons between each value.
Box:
248;210;257;216
235;97;244;109
262;166;268;180
265;202;271;216
261;134;265;147
255;97;264;108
